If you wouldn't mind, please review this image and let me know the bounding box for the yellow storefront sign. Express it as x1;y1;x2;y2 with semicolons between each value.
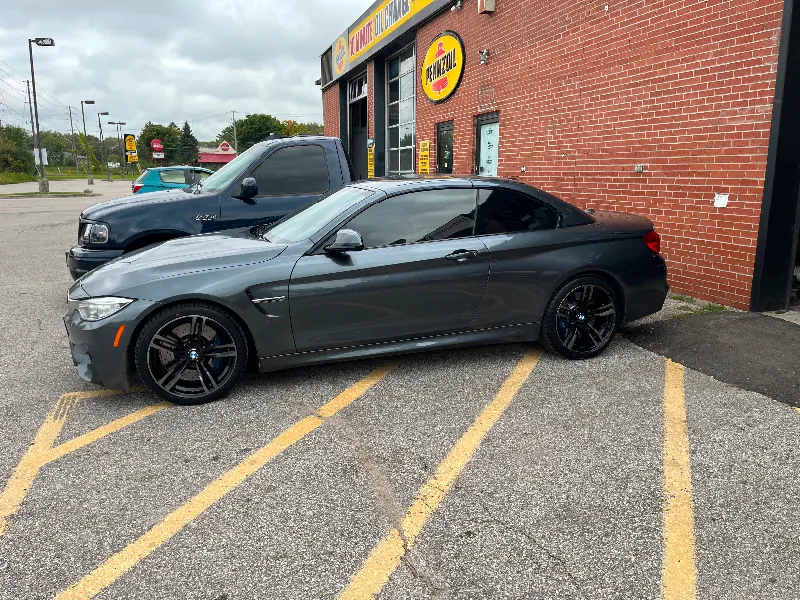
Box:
349;0;436;62
367;138;375;178
418;140;430;174
421;31;465;104
124;134;137;152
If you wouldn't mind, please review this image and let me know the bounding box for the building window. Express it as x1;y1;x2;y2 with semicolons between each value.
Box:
348;72;368;102
386;44;415;175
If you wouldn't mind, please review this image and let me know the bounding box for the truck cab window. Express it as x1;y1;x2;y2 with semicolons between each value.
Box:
251;145;330;196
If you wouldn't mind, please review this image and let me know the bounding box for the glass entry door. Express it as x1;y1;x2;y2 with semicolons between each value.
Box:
475;112;500;176
436;121;454;174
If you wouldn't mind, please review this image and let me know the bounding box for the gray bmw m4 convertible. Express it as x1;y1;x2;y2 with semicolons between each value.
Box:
65;177;668;405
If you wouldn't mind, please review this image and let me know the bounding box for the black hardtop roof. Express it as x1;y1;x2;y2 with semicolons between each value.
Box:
350;176;594;227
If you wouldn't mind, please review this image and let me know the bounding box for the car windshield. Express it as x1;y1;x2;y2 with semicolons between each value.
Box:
199;144;264;193
265;186;374;243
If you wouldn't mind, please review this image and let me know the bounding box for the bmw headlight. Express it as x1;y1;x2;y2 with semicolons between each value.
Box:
77;297;134;321
81;223;109;244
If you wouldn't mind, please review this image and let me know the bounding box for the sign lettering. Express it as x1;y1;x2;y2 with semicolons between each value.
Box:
419;140;430;174
367;138;375;178
349;0;435;61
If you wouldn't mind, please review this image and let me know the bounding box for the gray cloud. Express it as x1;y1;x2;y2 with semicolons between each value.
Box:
0;0;366;140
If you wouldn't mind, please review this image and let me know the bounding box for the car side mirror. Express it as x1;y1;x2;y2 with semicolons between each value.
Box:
324;229;364;254
238;177;258;200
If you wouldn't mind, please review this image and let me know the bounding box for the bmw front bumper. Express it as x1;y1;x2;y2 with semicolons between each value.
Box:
64;293;158;391
66;246;125;280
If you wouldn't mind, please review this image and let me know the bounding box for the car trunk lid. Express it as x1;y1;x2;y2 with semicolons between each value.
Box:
588;210;654;234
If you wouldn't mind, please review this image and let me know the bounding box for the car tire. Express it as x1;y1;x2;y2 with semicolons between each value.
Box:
135;302;248;405
540;275;620;360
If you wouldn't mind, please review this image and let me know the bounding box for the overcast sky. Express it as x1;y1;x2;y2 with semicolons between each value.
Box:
0;0;366;142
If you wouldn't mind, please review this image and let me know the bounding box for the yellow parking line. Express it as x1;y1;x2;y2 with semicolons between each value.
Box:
0;389;121;538
45;403;171;463
55;362;396;600
338;349;541;600
661;359;697;600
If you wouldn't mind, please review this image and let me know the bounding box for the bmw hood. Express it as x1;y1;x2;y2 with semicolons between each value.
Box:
80;189;203;221
79;230;288;296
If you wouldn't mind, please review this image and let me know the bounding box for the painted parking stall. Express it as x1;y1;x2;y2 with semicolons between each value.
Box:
0;196;799;598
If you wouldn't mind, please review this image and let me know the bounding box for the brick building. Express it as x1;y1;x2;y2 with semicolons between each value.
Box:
319;0;800;311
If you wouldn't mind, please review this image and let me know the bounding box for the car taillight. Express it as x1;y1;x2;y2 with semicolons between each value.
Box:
133;183;143;193
643;230;661;253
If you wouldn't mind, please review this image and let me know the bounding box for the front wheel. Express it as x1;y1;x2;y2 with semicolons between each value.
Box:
540;275;619;360
135;303;248;405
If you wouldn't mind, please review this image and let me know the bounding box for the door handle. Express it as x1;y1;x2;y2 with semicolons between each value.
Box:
445;249;480;261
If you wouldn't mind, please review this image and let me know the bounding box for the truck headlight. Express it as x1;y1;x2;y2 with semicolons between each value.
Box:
77;297;134;321
81;223;109;244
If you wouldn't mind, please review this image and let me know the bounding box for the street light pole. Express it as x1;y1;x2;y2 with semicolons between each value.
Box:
28;37;54;193
80;100;94;185
97;112;111;182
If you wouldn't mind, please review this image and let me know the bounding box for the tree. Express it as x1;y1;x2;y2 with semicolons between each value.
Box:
41;131;68;167
78;132;100;173
0;125;36;175
215;113;283;151
282;120;324;136
137;121;181;166
175;121;199;165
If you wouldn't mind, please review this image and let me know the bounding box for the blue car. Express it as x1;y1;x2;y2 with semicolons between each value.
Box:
131;166;213;194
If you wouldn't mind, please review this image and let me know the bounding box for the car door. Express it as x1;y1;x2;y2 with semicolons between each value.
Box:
289;185;490;352
218;144;334;231
470;185;565;329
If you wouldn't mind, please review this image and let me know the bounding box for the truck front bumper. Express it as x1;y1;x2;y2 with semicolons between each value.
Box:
66;246;124;280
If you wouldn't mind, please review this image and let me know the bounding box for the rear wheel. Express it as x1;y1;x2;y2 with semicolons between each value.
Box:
135;303;248;405
541;275;619;359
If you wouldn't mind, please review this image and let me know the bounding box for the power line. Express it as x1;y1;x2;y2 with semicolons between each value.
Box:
0;58;27;79
0;79;28;102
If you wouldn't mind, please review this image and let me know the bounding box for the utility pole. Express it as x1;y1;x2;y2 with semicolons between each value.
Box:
108;121;126;177
81;99;94;184
231;110;238;155
68;106;79;173
25;81;36;144
28;37;54;193
97;112;111;181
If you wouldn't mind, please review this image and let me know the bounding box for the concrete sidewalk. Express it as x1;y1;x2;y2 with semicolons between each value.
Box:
0;178;135;200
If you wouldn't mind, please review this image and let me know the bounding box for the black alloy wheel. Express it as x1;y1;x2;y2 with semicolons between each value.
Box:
135;303;248;404
541;275;619;359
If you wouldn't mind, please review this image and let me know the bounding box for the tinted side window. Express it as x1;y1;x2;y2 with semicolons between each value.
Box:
251;145;329;195
346;189;476;248
476;188;559;235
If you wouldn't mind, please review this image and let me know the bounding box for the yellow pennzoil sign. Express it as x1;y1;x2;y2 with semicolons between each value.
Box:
421;31;465;103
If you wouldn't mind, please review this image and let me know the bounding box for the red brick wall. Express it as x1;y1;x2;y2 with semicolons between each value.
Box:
368;61;375;139
415;0;783;309
322;83;340;138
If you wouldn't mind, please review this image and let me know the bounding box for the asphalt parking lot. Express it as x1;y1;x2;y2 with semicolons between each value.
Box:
0;189;798;599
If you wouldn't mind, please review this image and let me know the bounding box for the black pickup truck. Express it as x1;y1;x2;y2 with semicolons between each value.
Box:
66;135;354;279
